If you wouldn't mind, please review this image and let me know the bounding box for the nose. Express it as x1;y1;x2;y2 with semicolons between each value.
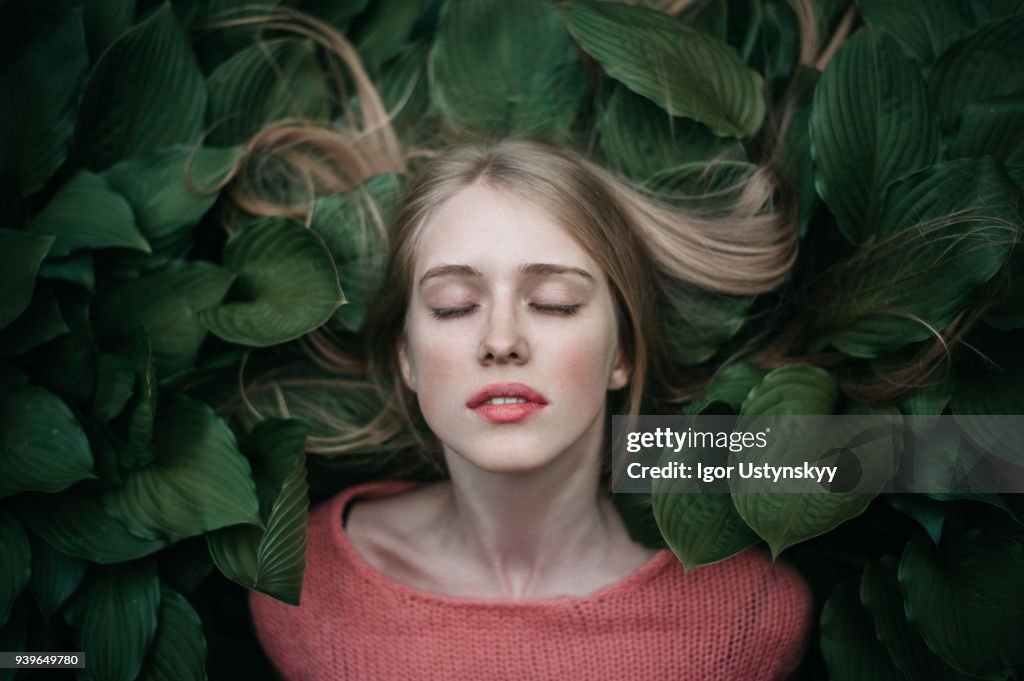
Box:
478;301;529;365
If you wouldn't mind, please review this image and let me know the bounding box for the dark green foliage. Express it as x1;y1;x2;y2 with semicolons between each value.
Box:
1;1;1023;679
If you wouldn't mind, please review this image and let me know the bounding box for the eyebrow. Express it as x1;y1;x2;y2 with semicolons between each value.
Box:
418;263;595;286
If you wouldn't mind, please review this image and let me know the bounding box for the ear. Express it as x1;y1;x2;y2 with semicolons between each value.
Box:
397;336;417;392
607;349;631;391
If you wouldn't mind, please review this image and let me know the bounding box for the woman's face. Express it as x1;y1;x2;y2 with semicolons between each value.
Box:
399;183;630;475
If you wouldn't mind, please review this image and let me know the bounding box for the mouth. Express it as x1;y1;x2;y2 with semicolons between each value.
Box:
466;383;548;423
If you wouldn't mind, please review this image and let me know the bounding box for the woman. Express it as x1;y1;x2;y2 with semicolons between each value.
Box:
247;138;812;679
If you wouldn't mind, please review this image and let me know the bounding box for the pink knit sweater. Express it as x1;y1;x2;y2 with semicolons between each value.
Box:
250;481;812;680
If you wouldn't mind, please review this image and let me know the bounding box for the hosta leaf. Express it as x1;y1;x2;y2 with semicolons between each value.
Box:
65;560;160;681
560;0;765;138
351;0;424;73
27;532;88;620
136;585;207;681
0;229;54;329
25;170;150;257
298;0;370;32
809;25;939;244
0;384;95;499
859;0;980;67
820;581;906;681
199;218;344;347
72;3;207;170
662;281;753;365
947;94;1024;165
207;38;331;147
94;261;234;376
929;15;1024;135
0;512;30;627
17;489;166;564
431;0;586;139
683;362;767;416
0;8;87;196
738;364;837;416
375;40;431;129
92;352;138;424
39;252;96;291
208;419;310;604
312;173;406;333
82;0;134;61
103;146;243;255
861;556;964;680
899;528;1024;677
652;490;758;570
0;282;68;359
102;394;262;543
813;158;1021;357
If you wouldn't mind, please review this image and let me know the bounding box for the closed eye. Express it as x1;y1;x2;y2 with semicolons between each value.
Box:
430;304;477;319
531;303;581;316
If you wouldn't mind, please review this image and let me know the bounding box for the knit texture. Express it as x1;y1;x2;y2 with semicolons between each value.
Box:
250;481;812;680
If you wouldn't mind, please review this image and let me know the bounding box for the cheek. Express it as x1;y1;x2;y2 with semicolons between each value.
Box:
550;323;620;406
405;331;465;421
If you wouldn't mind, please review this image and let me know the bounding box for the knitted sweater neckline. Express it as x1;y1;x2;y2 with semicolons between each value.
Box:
330;480;679;608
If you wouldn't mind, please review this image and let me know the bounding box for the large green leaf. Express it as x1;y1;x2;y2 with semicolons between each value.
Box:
431;0;586;139
0;282;68;359
25;170;150;257
72;3;207;170
662;281;753;365
312;173;405;333
947;94;1024;165
351;0;424;73
207;38;331;147
136;585;207;681
17;489;166;564
27;532;88;620
82;0;134;61
860;557;964;680
0;512;30;627
65;560;160;681
103;146;243;255
560;0;765;138
0;8;87;196
929;14;1024;135
0;229;54;329
208;419;310;604
683;362;767;415
809;25;939;244
101;394;262;543
820;580;906;681
899;528;1024;678
859;0;980;67
738;363;837;416
199;218;345;347
813;158;1021;357
652;490;759;570
0;384;95;499
94;262;234;376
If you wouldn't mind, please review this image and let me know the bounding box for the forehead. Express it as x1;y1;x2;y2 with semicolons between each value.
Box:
411;184;601;277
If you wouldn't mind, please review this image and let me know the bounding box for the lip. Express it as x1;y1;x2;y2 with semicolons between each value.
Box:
466;382;549;424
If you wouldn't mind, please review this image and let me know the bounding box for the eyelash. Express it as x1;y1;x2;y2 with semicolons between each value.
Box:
429;304;581;319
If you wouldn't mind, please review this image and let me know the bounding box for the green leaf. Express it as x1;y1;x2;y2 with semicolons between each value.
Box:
312;173;406;332
65;560;160;681
299;0;370;32
0;597;28;681
17;490;166;564
652;490;758;570
25;170;150;257
684;362;767;415
351;0;424;73
0;8;87;196
0;229;54;329
739;363;838;416
820;580;906;681
560;0;765;138
861;556;966;680
82;0;134;61
0;384;95;499
859;0;980;67
947;93;1024;165
27;531;88;620
207;38;331;147
809;25;939;244
899;528;1024;677
208;419;310;604
103;146;243;255
431;0;586;139
929;15;1024;135
813;158;1021;357
662;282;753;365
72;3;207;170
0;512;30;627
199;218;345;347
136;585;207;681
0;282;69;359
101;394;262;543
92;352;138;424
38;252;96;291
94;262;235;376
375;40;431;129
